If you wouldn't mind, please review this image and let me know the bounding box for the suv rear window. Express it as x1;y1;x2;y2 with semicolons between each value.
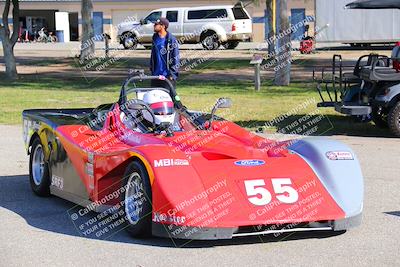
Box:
187;9;228;20
232;7;249;19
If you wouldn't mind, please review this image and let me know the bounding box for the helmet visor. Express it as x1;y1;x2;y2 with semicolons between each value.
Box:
150;101;174;115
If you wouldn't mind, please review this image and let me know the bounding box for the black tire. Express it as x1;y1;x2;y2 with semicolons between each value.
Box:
223;41;239;50
201;31;220;50
371;107;388;128
29;138;51;197
388;101;400;137
122;161;152;237
121;32;138;50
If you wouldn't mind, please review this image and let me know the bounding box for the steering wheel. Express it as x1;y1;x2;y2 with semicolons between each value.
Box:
121;99;157;131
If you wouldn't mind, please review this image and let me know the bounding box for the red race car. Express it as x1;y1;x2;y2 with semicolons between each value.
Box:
23;73;364;240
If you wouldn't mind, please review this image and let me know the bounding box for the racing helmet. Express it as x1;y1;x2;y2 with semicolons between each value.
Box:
142;89;175;125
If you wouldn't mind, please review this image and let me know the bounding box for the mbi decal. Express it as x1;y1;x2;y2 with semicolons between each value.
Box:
154;159;190;167
234;160;265;167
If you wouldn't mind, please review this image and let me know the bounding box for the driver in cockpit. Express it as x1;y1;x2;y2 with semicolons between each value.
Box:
121;89;181;133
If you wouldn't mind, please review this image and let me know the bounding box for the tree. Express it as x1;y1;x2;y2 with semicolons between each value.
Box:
274;0;291;86
265;0;276;56
0;0;19;80
80;0;95;60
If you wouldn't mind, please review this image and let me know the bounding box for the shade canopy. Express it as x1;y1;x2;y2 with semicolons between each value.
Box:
346;0;400;9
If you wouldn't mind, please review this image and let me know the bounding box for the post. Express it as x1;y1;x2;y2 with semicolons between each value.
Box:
255;63;261;91
250;54;264;91
104;33;111;58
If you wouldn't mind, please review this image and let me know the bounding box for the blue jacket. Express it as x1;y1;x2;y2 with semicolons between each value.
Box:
150;32;180;80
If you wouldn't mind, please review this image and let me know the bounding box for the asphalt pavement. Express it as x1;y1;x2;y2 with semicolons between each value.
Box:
0;125;399;267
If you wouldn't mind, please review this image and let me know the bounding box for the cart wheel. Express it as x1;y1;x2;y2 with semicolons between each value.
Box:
388;101;400;137
122;161;152;237
29;138;51;197
371;107;388;128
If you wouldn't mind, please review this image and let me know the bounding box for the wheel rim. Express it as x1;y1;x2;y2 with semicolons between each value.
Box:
32;144;45;186
125;172;144;225
203;36;217;50
124;37;135;48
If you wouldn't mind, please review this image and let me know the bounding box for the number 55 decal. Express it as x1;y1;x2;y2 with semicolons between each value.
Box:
244;178;299;206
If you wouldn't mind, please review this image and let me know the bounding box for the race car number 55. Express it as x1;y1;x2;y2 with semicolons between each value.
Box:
244;178;298;206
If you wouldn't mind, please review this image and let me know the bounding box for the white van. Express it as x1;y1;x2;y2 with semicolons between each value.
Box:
117;3;252;50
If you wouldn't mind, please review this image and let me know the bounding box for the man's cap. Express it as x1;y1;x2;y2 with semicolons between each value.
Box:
155;17;169;29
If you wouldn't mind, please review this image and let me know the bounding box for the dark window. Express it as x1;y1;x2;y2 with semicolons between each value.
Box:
187;9;228;20
166;11;178;23
144;11;161;23
232;7;249;19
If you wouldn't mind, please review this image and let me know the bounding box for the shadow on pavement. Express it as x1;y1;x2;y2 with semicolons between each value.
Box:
384;211;400;218
0;174;345;248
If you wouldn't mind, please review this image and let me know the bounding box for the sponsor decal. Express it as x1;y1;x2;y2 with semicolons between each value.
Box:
154;159;190;167
326;151;354;161
51;175;64;190
152;212;186;224
235;159;265;167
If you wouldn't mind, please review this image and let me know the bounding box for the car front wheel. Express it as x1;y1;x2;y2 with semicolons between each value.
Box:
29;138;51;196
122;161;152;237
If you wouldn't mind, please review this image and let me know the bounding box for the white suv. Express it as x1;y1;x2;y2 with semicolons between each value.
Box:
118;3;252;50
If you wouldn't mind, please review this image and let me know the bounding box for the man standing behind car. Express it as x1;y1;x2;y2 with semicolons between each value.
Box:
150;18;180;89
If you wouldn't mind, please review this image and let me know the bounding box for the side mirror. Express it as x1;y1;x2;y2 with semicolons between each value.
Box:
207;98;232;130
140;19;145;25
214;97;232;110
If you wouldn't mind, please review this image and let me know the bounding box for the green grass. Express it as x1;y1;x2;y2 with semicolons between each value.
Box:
0;74;389;137
0;57;390;137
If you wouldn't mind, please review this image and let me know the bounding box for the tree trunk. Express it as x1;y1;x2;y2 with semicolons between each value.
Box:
2;39;17;79
274;0;291;86
266;0;275;56
1;0;19;80
80;0;95;61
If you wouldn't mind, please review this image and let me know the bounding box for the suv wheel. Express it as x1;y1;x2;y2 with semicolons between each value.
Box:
388;101;400;137
223;41;239;50
122;33;138;50
201;31;220;50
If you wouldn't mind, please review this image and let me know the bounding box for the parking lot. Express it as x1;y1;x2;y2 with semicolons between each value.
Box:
0;124;399;267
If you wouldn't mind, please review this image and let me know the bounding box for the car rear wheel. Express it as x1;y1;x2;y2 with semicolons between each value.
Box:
122;161;152;237
388;101;400;137
29;138;51;196
201;31;220;50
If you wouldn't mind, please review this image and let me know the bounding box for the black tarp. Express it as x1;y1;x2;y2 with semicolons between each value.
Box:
346;0;400;9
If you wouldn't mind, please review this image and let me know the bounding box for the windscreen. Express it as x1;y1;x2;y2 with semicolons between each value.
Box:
232;7;249;19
